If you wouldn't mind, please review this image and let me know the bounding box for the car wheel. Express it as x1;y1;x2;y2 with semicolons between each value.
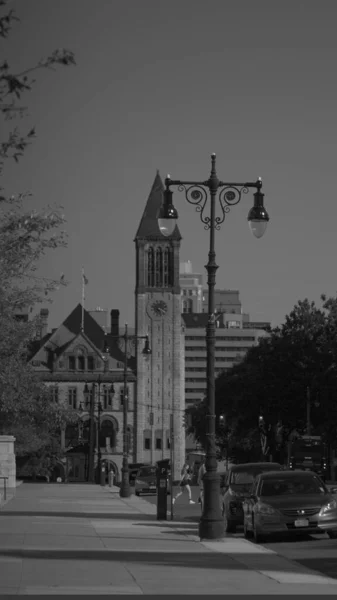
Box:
253;519;264;544
135;491;140;496
327;530;337;539
224;512;236;534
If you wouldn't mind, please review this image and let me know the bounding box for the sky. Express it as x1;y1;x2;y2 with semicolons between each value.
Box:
2;0;337;331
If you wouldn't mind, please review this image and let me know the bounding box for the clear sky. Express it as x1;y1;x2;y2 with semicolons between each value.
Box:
2;0;337;330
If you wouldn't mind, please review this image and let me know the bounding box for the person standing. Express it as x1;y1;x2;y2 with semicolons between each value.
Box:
172;462;195;505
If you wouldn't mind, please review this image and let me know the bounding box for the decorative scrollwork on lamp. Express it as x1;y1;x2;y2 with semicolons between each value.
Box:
179;184;210;229
216;185;249;228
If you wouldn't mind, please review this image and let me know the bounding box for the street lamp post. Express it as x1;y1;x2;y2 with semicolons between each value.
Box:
158;153;269;540
109;323;151;498
82;377;113;483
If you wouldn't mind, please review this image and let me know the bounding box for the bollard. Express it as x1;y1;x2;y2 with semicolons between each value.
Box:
100;466;106;487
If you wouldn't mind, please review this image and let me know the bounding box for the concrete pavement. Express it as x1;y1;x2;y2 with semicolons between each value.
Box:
1;483;337;594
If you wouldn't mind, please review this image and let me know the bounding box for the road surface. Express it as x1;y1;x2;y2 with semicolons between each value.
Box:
141;485;337;580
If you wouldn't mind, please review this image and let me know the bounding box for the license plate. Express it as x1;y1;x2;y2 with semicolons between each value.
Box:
294;519;309;527
149;486;156;490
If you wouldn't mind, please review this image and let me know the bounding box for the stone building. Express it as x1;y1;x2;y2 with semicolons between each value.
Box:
29;304;136;483
28;172;185;483
134;173;185;480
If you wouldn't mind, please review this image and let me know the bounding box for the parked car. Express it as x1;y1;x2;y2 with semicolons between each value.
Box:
135;465;158;495
243;470;337;543
221;462;283;533
128;463;146;485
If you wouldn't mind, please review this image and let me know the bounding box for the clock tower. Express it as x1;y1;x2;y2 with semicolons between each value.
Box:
134;172;185;480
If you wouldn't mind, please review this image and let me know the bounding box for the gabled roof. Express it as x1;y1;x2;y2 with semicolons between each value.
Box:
63;303;105;350
135;172;181;241
104;334;136;372
51;329;103;358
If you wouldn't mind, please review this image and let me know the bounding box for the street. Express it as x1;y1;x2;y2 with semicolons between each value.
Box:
141;485;337;581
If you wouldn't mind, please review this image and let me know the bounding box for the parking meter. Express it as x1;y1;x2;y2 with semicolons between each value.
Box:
156;459;169;520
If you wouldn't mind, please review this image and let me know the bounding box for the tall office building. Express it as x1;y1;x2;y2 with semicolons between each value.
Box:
179;261;203;313
182;312;269;411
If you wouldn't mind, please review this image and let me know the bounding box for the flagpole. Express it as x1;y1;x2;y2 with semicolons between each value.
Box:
81;266;85;332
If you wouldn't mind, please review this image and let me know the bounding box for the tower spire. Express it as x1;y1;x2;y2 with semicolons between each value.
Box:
134;172;181;241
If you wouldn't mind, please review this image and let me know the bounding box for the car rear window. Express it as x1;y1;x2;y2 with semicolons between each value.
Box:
260;476;326;496
139;467;156;477
230;465;281;485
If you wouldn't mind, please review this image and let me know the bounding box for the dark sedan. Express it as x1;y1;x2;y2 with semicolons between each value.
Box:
221;462;283;533
243;470;337;543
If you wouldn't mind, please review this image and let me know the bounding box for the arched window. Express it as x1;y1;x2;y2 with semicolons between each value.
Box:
99;419;117;450
163;248;172;287
147;247;155;287
155;247;163;287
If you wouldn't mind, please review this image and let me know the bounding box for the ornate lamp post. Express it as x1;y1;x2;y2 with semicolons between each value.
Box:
158;153;269;540
109;323;151;498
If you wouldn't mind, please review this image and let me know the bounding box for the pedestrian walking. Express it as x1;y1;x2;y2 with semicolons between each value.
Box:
172;462;195;504
197;456;206;508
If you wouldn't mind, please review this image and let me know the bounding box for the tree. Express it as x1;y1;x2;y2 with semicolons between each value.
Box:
0;0;76;464
189;295;337;463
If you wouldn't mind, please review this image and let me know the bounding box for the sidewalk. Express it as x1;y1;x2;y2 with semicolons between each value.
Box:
0;483;337;595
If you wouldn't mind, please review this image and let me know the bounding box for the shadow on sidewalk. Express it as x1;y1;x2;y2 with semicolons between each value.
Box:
0;511;157;520
0;548;246;569
0;547;329;579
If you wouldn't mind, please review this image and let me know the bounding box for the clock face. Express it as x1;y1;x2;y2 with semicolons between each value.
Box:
151;300;168;317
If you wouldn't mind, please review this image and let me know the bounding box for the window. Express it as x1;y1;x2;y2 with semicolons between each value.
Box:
99;419;116;450
155;430;163;450
87;356;95;371
163;248;172;286
120;386;130;410
144;429;151;450
50;386;59;403
68;356;76;370
147;245;173;288
103;387;112;410
78;356;85;371
68;387;77;409
147;247;155;287
155;247;163;287
183;299;193;313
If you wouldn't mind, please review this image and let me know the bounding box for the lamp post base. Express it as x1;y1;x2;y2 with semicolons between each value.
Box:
119;466;131;498
198;471;225;540
199;516;225;540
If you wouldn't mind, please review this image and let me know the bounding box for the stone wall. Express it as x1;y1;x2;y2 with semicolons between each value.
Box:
0;435;16;492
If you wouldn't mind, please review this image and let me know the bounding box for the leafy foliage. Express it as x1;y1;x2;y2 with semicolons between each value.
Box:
188;295;337;463
0;0;75;463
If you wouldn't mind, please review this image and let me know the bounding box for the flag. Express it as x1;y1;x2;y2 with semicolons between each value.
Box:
83;273;89;285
